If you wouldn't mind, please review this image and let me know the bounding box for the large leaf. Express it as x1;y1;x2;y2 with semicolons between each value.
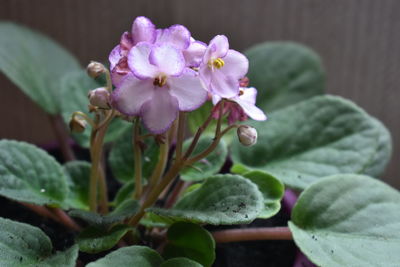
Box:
60;70;131;147
148;174;264;225
163;222;215;267
0;22;80;114
69;199;139;227
77;224;132;253
108;127;160;183
289;174;400;267
245;41;325;112
180;137;228;181
231;95;392;190
0;140;68;207
63;161;90;210
0;217;78;266
86;246;164;267
242;170;284;219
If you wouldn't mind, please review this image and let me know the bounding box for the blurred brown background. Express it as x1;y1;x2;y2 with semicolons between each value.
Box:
0;0;398;188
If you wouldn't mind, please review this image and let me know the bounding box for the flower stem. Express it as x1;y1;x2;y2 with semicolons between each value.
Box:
133;118;143;200
175;112;186;161
146;133;169;193
212;227;293;243
97;164;109;214
48;115;75;162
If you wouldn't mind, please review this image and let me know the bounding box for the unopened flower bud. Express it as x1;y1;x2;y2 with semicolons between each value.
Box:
88;87;111;109
87;61;106;78
69;116;87;133
237;125;257;146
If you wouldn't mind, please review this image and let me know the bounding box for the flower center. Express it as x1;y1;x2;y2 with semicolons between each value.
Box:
212;58;225;69
153;75;167;87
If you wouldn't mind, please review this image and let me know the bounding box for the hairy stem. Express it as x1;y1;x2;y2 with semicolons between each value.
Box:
133;118;143;200
98;164;109;214
48;115;75;162
146;134;169;193
212;227;293;243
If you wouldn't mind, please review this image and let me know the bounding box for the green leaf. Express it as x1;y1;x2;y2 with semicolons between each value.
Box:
160;258;202;267
77;224;132;253
245;41;325;112
108;127;160;183
242;171;284;218
180;137;228;181
163;222;215;267
289;174;400;267
0;217;78;266
86;246;164;267
69;199;139;227
231;95;392;190
0;140;68;207
148;174;264;225
0;22;81;114
60;70;131;147
63;161;90;210
113;181;135;207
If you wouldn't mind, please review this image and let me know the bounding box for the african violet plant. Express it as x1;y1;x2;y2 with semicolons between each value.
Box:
0;16;399;267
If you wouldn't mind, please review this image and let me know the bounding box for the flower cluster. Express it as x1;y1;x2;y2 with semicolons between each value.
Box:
110;16;266;133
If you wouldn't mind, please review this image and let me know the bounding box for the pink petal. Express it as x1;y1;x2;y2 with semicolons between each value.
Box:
220;49;249;79
149;44;185;76
111;74;155;115
141;89;179;134
210;70;239;98
109;45;121;70
235;87;267;121
131;16;156;45
168;68;208;111
128;43;158;79
203;35;229;64
183;40;207;67
120;32;133;51
155;25;191;50
199;64;213;91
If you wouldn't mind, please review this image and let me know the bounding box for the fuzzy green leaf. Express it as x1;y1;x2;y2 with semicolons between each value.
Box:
231;95;392;190
63;161;90;210
60;70;131;147
108;127;160;183
148;174;264;225
180;137;228;181
0;22;81;114
245;41;325;112
0;217;78;266
0;140;68;207
242;170;284;218
289;174;400;267
163;222;215;267
86;246;164;267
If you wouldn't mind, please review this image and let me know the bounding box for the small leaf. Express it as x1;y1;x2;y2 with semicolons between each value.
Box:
242;170;284;218
63;161;90;210
108;127;160;183
86;246;164;267
163;222;215;267
0;140;68;207
180;137;228;181
231;95;392;190
0;217;78;266
0;22;81;114
69;199;139;227
60;70;131;147
77;224;132;253
289;174;400;267
148;174;264;225
245;41;325;112
160;257;202;267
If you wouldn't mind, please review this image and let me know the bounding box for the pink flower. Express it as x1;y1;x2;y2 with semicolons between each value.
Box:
199;35;249;98
112;43;208;134
212;87;267;124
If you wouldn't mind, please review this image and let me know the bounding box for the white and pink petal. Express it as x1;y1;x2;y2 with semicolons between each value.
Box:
155;25;191;50
210;70;239;98
149;44;185;76
220;49;249;80
131;16;156;45
128;42;158;79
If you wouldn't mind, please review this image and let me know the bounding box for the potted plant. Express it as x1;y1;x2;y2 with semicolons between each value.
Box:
0;16;398;267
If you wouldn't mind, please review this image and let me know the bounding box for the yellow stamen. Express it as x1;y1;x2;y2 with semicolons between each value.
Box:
153;76;167;87
212;58;225;69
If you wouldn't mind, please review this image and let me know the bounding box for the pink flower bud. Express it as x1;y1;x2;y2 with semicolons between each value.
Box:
237;125;258;146
88;87;111;109
87;61;106;78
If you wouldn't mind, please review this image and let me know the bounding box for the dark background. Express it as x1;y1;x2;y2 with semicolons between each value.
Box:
0;0;399;188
